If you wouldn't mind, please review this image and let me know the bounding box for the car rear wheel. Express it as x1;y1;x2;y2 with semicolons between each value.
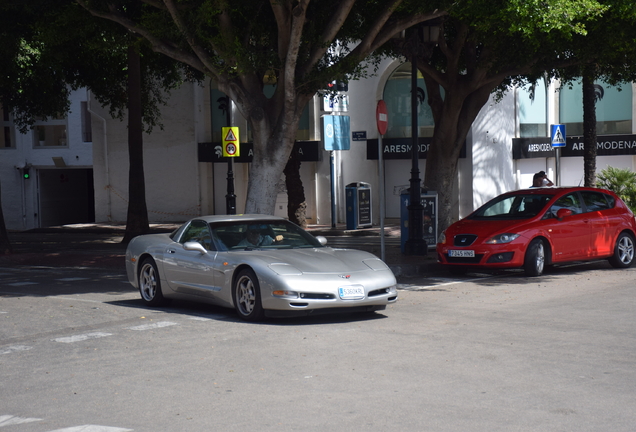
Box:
524;239;545;276
138;258;168;306
232;268;265;322
608;232;635;268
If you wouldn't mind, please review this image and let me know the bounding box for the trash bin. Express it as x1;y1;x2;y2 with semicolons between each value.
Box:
400;189;437;252
346;182;372;230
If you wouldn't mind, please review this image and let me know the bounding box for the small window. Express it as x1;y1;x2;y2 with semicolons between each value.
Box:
0;106;14;148
33;124;67;147
81;101;92;142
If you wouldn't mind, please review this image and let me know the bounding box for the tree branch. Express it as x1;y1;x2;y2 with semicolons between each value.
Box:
75;0;211;76
299;0;357;76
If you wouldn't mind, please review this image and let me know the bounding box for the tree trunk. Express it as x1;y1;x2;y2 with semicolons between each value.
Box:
582;68;597;187
0;180;12;255
423;74;494;233
122;44;149;243
284;147;307;228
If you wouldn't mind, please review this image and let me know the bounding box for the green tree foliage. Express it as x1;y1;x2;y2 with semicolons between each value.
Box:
554;0;636;188
0;0;202;244
388;0;607;232
597;166;636;213
76;0;447;217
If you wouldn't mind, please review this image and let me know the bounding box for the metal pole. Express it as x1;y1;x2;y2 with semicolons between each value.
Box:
404;40;426;256
225;98;236;214
330;151;336;228
378;134;386;262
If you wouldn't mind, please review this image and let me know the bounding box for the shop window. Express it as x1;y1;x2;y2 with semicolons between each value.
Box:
559;79;632;135
382;62;435;139
519;78;548;137
1;106;14;148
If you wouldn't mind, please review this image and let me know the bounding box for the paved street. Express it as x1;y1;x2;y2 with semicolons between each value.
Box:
1;260;635;431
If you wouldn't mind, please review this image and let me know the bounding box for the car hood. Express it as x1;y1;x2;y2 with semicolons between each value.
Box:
234;247;388;273
447;218;536;239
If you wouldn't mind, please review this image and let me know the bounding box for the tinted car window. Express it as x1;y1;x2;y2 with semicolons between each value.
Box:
179;220;214;250
581;191;612;212
546;193;582;218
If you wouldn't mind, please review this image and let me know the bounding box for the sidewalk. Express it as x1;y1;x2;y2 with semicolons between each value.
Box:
0;222;440;280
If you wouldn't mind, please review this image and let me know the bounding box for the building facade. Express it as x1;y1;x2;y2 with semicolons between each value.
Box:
1;58;635;232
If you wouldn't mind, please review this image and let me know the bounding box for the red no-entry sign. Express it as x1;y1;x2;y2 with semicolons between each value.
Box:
376;100;388;135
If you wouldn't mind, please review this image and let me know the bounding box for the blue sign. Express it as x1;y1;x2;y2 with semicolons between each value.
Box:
323;115;350;150
551;124;566;148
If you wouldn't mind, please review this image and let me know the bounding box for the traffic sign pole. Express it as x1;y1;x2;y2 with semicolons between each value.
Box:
376;100;388;262
551;124;566;186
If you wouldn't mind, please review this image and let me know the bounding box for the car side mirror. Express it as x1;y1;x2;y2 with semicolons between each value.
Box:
556;208;573;220
183;241;207;254
315;236;327;246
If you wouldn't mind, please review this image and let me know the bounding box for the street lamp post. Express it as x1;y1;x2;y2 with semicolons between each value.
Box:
404;27;427;256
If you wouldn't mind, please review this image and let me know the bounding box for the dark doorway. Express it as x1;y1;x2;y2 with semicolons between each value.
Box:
38;168;95;227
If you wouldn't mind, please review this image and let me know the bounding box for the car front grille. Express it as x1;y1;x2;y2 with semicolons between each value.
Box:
453;234;477;246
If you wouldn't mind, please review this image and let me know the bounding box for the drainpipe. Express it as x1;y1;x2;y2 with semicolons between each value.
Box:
86;89;112;221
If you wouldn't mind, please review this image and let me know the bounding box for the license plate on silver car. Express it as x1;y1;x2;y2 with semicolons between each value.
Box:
448;249;475;258
339;285;365;300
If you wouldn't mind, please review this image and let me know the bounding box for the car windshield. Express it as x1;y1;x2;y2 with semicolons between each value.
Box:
469;194;553;220
210;220;324;251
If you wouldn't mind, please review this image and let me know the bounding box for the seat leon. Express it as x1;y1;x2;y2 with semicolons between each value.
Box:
437;187;636;276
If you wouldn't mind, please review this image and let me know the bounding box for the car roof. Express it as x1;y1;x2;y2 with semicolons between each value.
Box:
511;186;615;196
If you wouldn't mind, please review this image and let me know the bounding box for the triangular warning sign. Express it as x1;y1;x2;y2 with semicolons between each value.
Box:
553;128;565;144
224;129;237;142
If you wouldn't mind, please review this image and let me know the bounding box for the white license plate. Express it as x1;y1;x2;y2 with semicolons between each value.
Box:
448;249;475;258
339;285;365;300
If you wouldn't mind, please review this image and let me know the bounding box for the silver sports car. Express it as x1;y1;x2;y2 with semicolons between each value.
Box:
125;215;398;321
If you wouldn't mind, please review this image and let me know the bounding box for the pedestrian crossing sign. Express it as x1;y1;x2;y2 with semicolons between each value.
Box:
222;127;240;157
550;124;566;148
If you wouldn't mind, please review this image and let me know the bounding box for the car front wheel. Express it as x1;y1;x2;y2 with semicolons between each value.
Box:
138;258;168;306
232;268;265;322
608;232;635;268
524;239;546;276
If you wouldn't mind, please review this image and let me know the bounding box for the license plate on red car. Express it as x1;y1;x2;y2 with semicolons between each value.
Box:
448;249;475;258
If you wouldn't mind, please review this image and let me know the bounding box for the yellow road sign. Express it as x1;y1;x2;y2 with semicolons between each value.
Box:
222;127;240;157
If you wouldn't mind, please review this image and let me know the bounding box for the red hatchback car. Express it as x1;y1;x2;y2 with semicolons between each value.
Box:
437;187;636;276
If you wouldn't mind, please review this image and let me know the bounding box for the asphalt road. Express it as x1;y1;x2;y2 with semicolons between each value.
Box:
1;260;635;431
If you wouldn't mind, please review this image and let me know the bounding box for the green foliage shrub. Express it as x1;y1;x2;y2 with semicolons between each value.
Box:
596;166;636;213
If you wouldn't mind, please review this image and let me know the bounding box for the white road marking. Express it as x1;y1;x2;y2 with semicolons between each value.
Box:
128;321;178;331
0;345;32;355
53;332;113;343
0;415;42;426
46;426;133;432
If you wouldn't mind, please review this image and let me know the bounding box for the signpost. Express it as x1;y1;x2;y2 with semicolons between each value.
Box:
376;100;388;261
551;124;566;186
222;126;240;214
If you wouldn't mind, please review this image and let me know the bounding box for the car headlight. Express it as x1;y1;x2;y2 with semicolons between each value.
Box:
438;231;446;244
485;233;520;244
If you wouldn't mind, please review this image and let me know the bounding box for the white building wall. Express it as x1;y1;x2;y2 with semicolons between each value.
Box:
1;88;93;230
91;82;205;224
